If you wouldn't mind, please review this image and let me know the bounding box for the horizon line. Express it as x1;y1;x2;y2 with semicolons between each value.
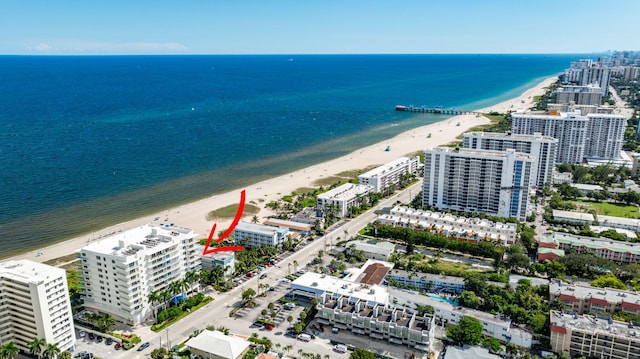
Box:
0;52;609;57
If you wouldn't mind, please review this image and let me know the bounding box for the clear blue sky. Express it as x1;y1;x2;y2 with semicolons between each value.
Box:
1;0;638;55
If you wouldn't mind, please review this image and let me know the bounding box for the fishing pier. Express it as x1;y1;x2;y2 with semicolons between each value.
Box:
395;105;483;116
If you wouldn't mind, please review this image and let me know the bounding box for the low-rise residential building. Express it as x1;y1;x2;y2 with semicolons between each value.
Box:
597;215;640;232
389;289;532;348
80;225;200;325
200;251;235;277
345;240;395;261
569;183;603;195
538;231;640;263
550;280;640;316
316;293;435;352
550;311;640;359
357;156;421;193
385;270;466;294
377;206;518;245
291;263;531;348
184;330;251;359
316;183;374;218
551;210;595;225
290;207;323;225
0;260;76;353
233;221;289;249
263;218;313;237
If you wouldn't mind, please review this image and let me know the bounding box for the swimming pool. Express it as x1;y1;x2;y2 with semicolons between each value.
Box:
427;293;458;305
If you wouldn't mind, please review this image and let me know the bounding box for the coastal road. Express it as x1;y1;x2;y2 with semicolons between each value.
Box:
118;180;424;357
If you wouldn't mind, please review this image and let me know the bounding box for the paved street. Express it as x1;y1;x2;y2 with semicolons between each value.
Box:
76;181;424;358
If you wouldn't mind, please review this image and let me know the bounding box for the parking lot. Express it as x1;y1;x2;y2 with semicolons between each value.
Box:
73;328;150;359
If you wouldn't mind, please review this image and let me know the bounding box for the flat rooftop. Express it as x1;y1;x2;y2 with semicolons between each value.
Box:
551;311;640;340
81;224;195;257
291;271;389;304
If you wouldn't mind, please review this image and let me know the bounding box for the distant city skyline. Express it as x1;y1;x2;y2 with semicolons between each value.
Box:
0;0;638;55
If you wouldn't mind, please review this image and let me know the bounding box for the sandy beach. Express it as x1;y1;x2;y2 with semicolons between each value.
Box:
11;76;558;264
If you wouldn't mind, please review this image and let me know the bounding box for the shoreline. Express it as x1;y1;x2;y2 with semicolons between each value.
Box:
7;76;558;264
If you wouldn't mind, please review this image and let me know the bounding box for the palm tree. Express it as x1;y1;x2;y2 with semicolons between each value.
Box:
283;345;292;355
292;260;298;273
42;343;60;359
96;314;116;332
0;341;19;359
29;337;46;359
58;352;72;359
287;262;292;275
159;289;172;310
298;349;304;357
184;271;200;293
147;290;162;318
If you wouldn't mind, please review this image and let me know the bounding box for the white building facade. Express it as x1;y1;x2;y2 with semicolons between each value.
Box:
463;131;558;190
0;260;75;353
422;147;534;221
358;156;421;192
555;85;603;106
511;111;626;164
316;183;373;218
80;225;200;325
233;221;288;248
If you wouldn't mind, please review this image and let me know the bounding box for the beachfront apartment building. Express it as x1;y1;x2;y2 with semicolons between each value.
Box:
357;156;421;193
586;113;627;160
538;231;640;263
232;221;289;248
511;111;588;164
79;225;200;325
550;280;640;316
462;131;558;190
555;84;603;106
0;260;75;353
563;60;612;96
377;206;518;245
316;183;373;218
511;110;626;163
550;311;640;359
422;147;534;222
316;292;436;352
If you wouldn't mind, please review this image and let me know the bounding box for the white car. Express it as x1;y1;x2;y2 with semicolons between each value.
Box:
333;345;347;353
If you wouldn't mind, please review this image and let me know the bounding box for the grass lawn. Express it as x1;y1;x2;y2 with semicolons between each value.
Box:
207;203;260;221
574;200;639;218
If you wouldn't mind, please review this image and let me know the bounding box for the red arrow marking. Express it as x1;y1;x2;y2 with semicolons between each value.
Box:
202;190;246;255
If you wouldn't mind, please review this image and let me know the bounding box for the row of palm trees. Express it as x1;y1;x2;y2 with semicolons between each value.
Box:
146;270;200;318
0;338;65;359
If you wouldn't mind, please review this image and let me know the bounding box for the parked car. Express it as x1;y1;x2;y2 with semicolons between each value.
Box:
259;273;267;279
114;343;122;350
74;351;87;358
105;338;113;345
333;345;347;353
95;335;103;343
137;342;150;351
297;334;311;342
88;333;95;340
78;331;86;338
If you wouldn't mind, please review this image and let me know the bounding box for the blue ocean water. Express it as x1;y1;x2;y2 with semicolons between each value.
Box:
0;54;581;257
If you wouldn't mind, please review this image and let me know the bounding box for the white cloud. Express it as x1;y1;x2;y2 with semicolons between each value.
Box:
28;40;189;54
34;42;52;51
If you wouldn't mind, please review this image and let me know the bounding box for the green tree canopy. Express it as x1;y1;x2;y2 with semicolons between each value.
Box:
349;348;376;359
591;273;626;290
447;315;483;346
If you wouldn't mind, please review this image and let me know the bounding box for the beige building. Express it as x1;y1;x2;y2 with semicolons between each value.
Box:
550;311;640;359
0;260;75;353
550;280;640;316
185;330;251;359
